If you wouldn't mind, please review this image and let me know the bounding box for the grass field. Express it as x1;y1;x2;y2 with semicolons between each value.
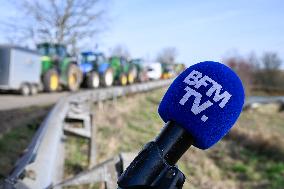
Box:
1;88;283;189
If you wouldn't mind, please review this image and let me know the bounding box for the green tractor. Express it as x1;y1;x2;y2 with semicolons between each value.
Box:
108;56;136;86
37;43;82;92
129;58;149;82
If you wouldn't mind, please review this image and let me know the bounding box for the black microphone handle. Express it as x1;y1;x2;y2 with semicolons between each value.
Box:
155;121;194;165
117;121;194;189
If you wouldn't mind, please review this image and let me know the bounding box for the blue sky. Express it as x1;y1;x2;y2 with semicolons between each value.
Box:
0;0;284;66
102;0;284;65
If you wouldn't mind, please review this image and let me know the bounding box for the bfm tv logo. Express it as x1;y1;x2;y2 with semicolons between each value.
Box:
179;70;232;122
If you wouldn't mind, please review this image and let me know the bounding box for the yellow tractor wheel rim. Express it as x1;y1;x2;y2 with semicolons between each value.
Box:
50;74;58;91
166;73;170;79
69;74;77;86
121;75;127;86
163;73;169;79
128;74;134;84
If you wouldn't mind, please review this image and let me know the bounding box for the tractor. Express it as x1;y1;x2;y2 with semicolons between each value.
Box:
129;58;148;82
108;56;136;86
174;63;186;74
161;63;175;79
79;51;113;88
37;43;82;92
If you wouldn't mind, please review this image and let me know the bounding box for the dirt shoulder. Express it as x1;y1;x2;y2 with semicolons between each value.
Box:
0;105;51;135
0;92;68;111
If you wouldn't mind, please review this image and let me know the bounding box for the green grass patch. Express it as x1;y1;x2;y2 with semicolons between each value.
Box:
0;123;39;179
64;136;89;177
231;162;248;173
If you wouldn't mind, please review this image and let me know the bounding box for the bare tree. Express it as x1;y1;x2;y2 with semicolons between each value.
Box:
224;55;255;94
2;0;107;52
156;47;178;64
224;51;284;93
247;52;259;69
110;45;131;59
258;52;283;88
262;52;282;71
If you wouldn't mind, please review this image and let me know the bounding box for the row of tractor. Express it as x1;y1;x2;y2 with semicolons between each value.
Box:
0;43;184;95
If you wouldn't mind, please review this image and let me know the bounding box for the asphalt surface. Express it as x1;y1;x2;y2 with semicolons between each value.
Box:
1;89;284;111
0;92;69;110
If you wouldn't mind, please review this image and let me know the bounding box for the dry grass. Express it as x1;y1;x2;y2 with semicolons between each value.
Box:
93;91;165;162
91;88;284;189
230;104;284;160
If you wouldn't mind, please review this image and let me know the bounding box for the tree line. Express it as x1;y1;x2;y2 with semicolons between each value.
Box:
224;52;283;94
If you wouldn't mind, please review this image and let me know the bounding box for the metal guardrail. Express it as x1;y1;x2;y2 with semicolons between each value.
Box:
3;79;173;189
52;152;137;189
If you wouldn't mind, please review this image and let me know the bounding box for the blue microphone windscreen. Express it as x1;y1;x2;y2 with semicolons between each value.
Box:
158;61;245;149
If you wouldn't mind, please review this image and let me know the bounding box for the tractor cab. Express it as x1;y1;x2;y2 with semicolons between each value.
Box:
120;57;129;73
130;58;143;65
37;43;68;62
81;52;95;63
37;43;67;55
54;44;68;59
161;63;175;79
95;52;107;65
80;51;97;74
81;52;106;65
80;51;108;74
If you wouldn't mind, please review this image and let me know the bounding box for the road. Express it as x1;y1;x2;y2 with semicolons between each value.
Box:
244;96;284;108
0;80;172;111
0;92;69;110
1;89;284;111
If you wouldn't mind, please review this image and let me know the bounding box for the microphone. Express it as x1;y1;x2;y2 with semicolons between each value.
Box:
118;61;245;189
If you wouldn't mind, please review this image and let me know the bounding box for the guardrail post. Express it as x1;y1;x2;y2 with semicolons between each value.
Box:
89;112;97;167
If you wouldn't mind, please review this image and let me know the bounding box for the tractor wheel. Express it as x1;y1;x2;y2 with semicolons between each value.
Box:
101;68;114;87
67;64;82;91
128;67;137;84
20;83;30;96
119;74;127;86
130;67;138;81
86;71;100;89
127;72;135;84
29;84;38;95
43;69;59;92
